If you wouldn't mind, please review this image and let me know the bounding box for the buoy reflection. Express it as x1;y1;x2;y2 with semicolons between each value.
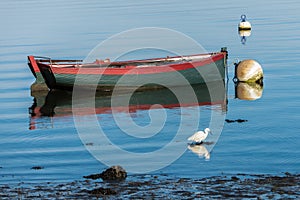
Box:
235;82;263;100
239;30;252;45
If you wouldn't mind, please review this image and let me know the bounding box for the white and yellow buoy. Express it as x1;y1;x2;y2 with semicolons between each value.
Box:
238;14;251;30
234;59;263;83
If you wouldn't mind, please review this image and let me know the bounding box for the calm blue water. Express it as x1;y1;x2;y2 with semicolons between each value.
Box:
1;0;300;184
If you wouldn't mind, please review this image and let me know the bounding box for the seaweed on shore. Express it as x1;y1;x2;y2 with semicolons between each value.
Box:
1;173;299;199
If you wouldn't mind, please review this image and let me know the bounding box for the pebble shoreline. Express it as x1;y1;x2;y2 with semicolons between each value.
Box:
1;173;299;199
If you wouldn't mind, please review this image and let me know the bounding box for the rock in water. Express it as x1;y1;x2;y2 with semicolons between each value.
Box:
100;165;127;181
235;60;263;83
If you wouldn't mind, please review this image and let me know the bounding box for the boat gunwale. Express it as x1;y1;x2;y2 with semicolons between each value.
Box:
30;52;221;67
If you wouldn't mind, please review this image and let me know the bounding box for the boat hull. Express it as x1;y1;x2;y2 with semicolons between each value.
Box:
28;50;227;91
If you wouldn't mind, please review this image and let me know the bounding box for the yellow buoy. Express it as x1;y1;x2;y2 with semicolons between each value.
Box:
238;14;251;30
234;59;263;83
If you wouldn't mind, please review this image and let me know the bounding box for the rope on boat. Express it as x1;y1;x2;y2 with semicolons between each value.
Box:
33;56;53;67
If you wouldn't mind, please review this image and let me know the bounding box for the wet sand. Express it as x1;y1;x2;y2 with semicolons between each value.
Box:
1;173;299;199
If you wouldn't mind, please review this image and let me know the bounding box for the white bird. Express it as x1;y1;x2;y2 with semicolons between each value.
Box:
188;128;211;144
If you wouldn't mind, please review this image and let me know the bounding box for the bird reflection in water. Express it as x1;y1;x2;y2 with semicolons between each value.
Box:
188;144;211;160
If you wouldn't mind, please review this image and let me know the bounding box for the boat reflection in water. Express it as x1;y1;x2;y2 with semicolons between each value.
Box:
235;81;263;100
29;82;227;129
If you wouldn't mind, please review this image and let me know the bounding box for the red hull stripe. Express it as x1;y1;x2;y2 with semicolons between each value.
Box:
28;55;40;72
49;53;225;75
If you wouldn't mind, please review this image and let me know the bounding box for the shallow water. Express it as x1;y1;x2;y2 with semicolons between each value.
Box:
0;0;300;184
